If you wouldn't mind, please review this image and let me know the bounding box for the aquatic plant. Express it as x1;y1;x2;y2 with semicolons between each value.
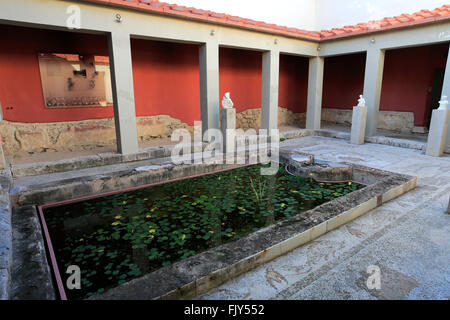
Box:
43;164;363;299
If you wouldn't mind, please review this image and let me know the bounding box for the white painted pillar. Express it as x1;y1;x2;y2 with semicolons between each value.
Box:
199;41;220;140
426;109;449;157
261;50;280;131
306;57;324;130
108;31;139;155
363;48;385;137
441;44;450;150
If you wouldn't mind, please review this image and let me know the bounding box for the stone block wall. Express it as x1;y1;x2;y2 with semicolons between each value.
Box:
322;108;415;133
0;115;191;156
236;107;305;129
0;107;305;155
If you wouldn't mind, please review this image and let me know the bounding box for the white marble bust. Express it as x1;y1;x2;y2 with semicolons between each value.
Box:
438;95;449;110
357;95;366;107
222;92;234;109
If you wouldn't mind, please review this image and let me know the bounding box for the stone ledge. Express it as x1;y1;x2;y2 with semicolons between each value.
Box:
13;161;245;208
10;143;212;179
9;206;56;300
10;146;172;179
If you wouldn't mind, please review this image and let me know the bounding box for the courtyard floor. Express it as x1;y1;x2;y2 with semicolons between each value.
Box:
197;136;450;300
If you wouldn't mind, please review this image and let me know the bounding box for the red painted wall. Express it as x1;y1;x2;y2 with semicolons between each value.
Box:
219;48;308;114
322;44;449;127
279;54;309;113
0;25;114;123
0;25;309;126
380;43;449;126
219;47;262;114
322;53;366;110
131;39;201;126
2;25;446;129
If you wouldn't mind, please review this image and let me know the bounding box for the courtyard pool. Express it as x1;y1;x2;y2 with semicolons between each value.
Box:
40;164;364;299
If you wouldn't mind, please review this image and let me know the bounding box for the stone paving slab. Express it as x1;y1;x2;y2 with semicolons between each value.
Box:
198;136;450;300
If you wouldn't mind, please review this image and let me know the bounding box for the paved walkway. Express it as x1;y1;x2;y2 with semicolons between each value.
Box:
198;136;450;300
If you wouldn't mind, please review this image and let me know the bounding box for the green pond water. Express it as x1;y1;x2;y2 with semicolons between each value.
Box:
42;164;364;299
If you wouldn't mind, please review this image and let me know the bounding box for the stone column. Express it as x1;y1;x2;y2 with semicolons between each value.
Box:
221;108;236;154
441;44;450;151
199;41;220;141
350;105;368;145
426;108;450;157
261;50;280;131
108;31;139;155
306;57;324;130
363;48;385;137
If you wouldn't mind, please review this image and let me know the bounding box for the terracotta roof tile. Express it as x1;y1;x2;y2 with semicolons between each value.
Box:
81;1;450;42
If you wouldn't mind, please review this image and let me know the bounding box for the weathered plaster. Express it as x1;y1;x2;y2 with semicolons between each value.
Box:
0;116;191;156
0;108;304;156
236;107;305;130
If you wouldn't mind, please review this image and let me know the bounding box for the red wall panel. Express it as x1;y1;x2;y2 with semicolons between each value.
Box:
219;47;262;113
279;54;309;113
380;44;448;126
0;25;114;123
322;44;449;127
322;53;366;110
131;39;201;126
1;25;446;129
218;49;309;114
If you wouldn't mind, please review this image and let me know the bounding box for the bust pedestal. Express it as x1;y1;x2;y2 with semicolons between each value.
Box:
221;108;236;154
350;105;367;145
426;109;450;157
